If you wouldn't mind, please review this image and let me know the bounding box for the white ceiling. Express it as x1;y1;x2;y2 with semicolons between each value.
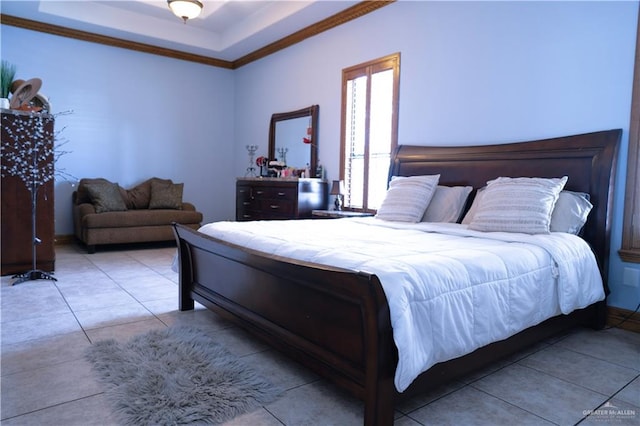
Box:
0;1;361;62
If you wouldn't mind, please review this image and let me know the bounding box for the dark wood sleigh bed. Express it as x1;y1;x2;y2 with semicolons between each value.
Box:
173;129;620;425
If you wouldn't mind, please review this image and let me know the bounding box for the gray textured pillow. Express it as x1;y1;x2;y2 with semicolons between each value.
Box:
550;190;592;234
468;176;568;234
422;185;473;223
75;178;114;205
375;175;440;222
149;181;184;209
84;182;128;213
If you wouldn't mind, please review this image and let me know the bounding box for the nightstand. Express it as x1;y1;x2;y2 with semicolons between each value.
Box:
311;210;375;219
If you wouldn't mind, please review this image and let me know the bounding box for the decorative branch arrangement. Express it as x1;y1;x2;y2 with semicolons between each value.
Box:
1;109;74;284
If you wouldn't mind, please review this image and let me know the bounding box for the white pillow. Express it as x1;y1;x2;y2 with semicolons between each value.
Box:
376;175;440;222
422;185;473;223
468;176;568;234
550;190;593;234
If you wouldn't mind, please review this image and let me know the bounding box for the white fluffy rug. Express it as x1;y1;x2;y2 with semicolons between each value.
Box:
86;325;282;425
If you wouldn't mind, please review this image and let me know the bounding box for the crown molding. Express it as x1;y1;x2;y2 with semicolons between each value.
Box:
0;14;234;69
232;1;395;68
0;1;395;70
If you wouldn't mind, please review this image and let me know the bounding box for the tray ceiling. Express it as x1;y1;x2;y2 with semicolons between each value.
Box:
1;1;384;66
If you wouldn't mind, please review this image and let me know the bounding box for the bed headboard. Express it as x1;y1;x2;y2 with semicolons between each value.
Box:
389;129;621;286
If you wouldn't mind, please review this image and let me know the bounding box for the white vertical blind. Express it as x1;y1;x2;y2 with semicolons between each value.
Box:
341;54;399;211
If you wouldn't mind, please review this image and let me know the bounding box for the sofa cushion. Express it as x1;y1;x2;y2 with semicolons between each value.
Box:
149;180;184;209
76;178;116;205
82;208;202;229
84;182;128;213
123;180;151;210
123;177;173;209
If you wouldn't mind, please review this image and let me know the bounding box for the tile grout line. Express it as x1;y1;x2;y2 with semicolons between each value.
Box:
79;250;172;337
573;372;640;425
468;363;622;425
0;392;107;423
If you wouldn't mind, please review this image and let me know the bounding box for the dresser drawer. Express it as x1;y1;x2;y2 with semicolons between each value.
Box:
265;187;296;200
236;186;256;218
238;198;258;210
236;185;252;201
258;199;294;215
238;210;260;221
250;188;267;199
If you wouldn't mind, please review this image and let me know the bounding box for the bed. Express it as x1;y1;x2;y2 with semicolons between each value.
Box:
172;129;620;425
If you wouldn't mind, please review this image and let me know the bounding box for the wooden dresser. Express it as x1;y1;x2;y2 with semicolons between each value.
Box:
236;178;327;221
1;110;56;275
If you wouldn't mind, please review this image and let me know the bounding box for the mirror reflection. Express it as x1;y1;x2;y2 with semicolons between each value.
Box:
269;105;318;176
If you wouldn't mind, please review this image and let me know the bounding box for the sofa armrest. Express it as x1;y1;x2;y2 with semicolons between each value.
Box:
181;202;197;211
73;203;97;242
76;203;97;216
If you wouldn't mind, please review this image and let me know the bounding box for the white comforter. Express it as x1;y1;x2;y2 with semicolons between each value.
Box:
196;217;604;392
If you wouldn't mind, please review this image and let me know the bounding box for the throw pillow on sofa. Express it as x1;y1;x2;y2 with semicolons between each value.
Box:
76;178;118;204
84;181;128;213
149;180;184;209
123;177;173;209
123;180;151;210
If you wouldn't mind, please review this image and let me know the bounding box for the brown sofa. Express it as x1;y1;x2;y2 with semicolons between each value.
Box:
73;177;203;253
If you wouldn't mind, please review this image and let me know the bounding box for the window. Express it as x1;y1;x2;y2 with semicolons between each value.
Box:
340;53;400;211
620;13;640;263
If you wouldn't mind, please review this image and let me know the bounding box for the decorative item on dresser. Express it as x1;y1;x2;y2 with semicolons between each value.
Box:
245;144;258;177
236;177;328;221
1;109;55;279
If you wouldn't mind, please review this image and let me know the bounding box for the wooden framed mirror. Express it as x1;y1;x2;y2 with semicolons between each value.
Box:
268;105;319;176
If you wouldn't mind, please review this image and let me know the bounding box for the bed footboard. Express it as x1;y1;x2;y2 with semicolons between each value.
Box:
173;223;397;425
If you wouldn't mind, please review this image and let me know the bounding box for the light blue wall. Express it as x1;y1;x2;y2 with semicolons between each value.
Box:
1;25;237;233
1;1;639;311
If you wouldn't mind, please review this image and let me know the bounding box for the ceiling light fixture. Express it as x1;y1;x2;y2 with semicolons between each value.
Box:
167;0;203;24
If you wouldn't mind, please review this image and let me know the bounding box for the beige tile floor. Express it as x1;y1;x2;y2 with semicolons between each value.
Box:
1;243;639;425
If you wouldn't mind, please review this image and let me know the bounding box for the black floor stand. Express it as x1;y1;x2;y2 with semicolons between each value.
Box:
12;269;56;285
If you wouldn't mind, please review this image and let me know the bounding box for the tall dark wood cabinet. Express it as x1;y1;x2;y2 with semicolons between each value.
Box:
236;178;328;221
1;110;56;275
